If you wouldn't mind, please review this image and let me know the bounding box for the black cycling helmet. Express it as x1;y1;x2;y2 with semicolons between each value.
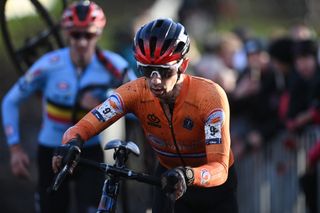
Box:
133;18;190;65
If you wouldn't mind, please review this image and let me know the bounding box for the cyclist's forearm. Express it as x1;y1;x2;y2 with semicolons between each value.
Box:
192;159;228;187
2;85;24;146
63;115;100;144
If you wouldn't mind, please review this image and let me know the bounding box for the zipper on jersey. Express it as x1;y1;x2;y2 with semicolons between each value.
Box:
168;119;186;167
71;67;83;124
162;102;186;167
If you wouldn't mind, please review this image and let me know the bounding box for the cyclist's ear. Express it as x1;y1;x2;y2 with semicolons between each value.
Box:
179;58;189;73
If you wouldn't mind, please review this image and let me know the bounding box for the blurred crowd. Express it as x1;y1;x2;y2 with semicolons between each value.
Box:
182;23;320;160
177;21;320;212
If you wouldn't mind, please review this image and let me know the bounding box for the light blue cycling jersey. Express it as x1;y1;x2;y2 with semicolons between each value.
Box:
2;47;135;147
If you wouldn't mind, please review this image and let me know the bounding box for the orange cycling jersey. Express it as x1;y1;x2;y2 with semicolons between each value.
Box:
63;74;234;187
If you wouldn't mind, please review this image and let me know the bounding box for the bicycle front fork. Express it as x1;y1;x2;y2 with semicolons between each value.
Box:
97;177;120;213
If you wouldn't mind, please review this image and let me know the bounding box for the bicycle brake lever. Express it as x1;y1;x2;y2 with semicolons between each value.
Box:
51;146;81;191
51;164;70;191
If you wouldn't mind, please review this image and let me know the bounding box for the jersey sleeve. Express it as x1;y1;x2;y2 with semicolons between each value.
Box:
1;58;48;146
192;83;232;187
62;80;141;144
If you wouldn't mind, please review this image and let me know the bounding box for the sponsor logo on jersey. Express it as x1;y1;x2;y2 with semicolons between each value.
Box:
205;109;224;145
183;117;194;130
49;55;60;63
92;93;123;122
200;168;211;185
147;114;161;128
56;81;69;90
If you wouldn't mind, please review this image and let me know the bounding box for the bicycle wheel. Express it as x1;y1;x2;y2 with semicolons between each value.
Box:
0;0;65;75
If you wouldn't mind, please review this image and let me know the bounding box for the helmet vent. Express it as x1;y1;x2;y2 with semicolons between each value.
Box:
161;39;173;55
174;41;185;54
155;19;164;28
138;39;145;55
150;37;157;57
76;4;89;21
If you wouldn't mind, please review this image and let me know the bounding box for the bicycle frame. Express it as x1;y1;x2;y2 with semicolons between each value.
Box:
52;139;160;213
97;141;135;213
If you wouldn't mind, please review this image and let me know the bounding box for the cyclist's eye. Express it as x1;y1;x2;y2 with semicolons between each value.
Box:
69;31;97;40
158;68;176;78
138;66;152;77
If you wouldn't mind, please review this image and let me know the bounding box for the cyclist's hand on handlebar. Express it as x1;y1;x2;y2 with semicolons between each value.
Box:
10;144;31;180
161;166;194;201
52;138;84;173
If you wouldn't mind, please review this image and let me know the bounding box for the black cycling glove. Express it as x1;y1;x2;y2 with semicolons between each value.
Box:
54;137;84;169
161;166;194;200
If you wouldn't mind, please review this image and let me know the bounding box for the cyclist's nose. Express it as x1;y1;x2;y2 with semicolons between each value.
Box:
78;37;89;46
150;71;162;84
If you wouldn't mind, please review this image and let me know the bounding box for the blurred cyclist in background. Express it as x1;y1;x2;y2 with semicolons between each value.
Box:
52;18;238;213
2;1;134;212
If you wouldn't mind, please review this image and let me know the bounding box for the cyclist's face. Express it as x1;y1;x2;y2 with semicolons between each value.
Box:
141;60;182;99
67;26;100;66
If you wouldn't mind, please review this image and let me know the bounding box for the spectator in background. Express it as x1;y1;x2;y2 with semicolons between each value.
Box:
193;32;238;94
232;26;254;72
1;1;134;212
230;38;280;156
285;39;320;132
289;23;315;41
268;37;295;127
216;32;243;72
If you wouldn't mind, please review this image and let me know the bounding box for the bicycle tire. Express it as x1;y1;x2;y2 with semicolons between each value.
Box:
0;0;65;75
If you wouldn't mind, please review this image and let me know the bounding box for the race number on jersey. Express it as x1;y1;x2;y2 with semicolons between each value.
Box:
92;93;124;122
205;109;224;145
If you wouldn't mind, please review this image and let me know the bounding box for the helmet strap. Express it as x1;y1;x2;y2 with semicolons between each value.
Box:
179;58;189;73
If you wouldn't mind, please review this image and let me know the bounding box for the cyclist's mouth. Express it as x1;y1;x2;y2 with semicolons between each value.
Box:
151;87;165;96
77;48;88;53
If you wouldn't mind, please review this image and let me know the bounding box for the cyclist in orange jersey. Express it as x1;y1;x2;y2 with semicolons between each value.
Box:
53;18;238;213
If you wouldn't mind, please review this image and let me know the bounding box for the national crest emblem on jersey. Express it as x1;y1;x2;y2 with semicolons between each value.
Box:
183;117;193;130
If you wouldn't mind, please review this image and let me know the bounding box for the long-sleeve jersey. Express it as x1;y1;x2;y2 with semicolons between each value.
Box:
2;47;133;147
63;75;234;187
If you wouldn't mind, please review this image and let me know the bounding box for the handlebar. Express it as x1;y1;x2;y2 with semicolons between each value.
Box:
51;157;161;192
80;158;161;186
51;140;161;194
